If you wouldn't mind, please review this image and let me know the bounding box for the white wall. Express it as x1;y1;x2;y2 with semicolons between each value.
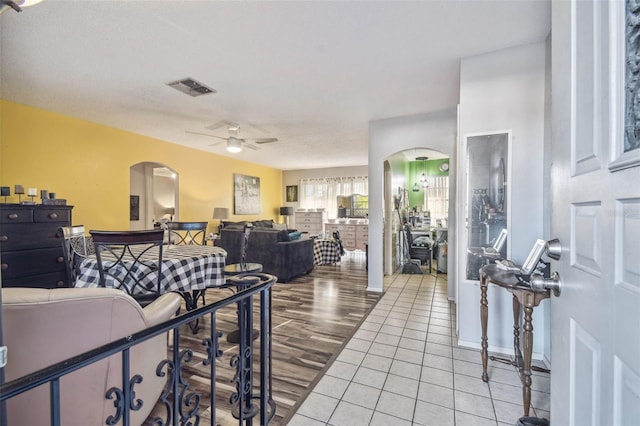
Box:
368;109;458;293
457;42;549;357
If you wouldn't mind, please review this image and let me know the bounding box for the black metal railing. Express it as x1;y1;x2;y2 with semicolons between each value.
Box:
0;273;276;426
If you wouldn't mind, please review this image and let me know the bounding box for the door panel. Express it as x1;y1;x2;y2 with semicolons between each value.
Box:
551;0;640;424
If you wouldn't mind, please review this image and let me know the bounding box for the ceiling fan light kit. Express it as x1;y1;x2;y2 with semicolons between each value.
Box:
187;125;278;154
226;137;243;153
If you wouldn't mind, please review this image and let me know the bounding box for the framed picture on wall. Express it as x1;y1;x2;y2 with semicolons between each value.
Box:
286;185;298;202
234;174;261;215
130;195;140;221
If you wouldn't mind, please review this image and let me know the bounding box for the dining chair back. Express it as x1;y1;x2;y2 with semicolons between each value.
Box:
90;229;165;306
332;230;346;256
167;221;208;245
59;225;95;285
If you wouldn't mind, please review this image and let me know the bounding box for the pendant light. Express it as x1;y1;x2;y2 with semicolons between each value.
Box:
415;156;429;189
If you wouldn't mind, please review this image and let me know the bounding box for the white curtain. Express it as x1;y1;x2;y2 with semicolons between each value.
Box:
425;176;449;222
300;176;368;219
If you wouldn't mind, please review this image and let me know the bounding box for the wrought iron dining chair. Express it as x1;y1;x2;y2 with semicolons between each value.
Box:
223;223;261;343
90;229;165;307
167;221;208;245
59;225;95;285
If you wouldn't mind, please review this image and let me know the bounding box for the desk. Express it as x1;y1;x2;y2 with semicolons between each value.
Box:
76;245;227;298
313;238;342;265
479;263;550;416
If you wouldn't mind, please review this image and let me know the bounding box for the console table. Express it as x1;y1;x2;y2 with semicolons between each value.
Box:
479;263;550;416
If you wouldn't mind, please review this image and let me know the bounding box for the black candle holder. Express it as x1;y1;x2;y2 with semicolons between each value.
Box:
1;186;9;203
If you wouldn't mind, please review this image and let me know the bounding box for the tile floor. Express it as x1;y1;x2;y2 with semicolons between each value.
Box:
288;272;551;426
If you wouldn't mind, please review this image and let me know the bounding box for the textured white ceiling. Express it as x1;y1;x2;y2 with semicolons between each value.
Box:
0;0;550;170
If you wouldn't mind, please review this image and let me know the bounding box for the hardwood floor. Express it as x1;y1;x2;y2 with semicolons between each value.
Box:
145;252;382;425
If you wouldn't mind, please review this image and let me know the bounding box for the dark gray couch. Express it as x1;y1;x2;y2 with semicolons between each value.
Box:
215;227;314;282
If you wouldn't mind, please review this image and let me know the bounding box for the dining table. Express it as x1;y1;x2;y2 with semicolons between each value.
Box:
313;238;343;265
75;245;227;318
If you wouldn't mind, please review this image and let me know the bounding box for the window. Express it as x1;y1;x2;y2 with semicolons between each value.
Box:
299;176;368;218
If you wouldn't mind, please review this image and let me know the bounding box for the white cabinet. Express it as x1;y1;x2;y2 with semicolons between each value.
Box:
355;225;368;251
294;210;325;235
325;222;368;251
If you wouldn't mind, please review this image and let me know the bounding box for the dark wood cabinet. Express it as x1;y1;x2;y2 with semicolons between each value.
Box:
0;204;73;288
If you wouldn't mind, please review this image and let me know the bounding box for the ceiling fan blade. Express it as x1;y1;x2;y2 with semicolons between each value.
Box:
249;138;278;144
207;141;226;147
186;130;227;141
244;143;260;151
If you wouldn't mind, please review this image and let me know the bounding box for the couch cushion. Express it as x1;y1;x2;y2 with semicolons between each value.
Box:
273;222;288;231
222;220;247;229
253;219;274;228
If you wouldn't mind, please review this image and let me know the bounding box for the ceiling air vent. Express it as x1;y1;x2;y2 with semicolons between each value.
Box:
166;78;216;97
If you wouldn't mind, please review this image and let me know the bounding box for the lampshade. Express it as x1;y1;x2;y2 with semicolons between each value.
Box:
226;137;242;153
279;206;293;216
212;207;229;219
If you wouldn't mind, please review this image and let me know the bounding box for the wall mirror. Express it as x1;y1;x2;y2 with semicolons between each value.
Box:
465;132;509;280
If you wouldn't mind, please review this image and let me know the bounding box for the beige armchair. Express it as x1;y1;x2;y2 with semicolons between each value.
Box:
2;287;182;426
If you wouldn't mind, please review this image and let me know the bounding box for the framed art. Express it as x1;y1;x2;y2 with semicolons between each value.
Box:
129;195;140;221
609;0;640;171
234;174;261;215
286;185;298;202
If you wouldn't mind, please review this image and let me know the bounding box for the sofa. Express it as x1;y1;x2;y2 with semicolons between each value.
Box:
216;226;314;282
2;287;182;426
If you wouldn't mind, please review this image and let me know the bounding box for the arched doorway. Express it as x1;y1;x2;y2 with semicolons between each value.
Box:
129;162;178;230
383;149;451;276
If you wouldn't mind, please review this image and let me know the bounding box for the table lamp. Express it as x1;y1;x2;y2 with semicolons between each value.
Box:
213;207;229;233
279;206;293;228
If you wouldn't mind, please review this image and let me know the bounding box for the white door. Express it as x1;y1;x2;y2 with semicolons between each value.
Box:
551;1;640;424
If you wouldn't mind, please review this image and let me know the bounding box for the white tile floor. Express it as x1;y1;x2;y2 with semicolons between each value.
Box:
288;272;551;426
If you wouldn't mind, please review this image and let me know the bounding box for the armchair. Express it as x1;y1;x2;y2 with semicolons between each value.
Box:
2;287;181;426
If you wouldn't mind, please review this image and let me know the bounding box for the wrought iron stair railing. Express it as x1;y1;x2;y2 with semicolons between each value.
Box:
0;272;276;426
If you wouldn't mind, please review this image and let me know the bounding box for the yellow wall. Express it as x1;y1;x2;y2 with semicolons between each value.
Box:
0;100;283;233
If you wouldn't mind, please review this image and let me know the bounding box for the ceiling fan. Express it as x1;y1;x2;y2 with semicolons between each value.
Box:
186;126;278;153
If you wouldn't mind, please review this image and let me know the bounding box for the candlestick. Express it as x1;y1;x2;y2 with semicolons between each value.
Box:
1;186;9;203
15;185;24;202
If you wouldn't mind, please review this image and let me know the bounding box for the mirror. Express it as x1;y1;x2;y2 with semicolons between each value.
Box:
337;194;368;218
465;132;509;280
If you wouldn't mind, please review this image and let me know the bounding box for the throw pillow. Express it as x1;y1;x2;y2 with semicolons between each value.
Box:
288;231;302;240
276;229;291;242
272;223;287;231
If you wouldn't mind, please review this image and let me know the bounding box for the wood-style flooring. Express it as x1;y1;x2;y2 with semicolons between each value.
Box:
145;252;381;426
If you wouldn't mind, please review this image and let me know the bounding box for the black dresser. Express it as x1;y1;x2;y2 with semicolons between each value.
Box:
0;204;73;288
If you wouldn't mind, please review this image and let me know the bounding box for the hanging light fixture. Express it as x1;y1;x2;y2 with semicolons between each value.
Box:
415;156;429;189
1;0;45;13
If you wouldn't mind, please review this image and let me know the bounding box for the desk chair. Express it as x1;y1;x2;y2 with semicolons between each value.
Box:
167;221;208;245
404;225;432;272
59;225;95;285
90;229;165;307
223;224;262;343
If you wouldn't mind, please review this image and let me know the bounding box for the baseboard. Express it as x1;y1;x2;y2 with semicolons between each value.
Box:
457;338;546;361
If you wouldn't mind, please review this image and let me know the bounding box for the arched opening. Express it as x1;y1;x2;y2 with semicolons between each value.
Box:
383;148;451;276
129;162;178;230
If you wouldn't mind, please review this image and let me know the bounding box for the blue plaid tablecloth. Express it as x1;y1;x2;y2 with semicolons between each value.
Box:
75;245;227;295
313;238;342;265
